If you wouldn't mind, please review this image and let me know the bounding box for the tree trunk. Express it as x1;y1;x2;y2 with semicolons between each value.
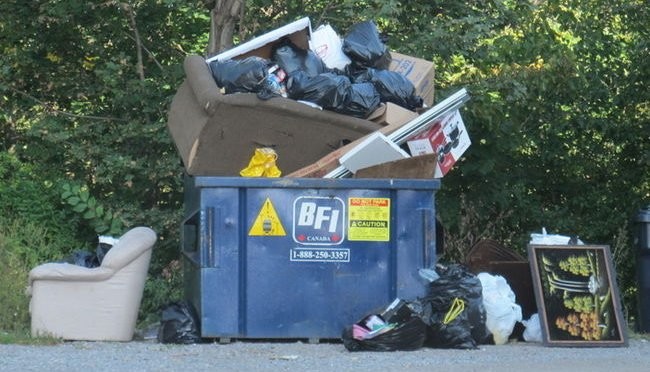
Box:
207;0;244;57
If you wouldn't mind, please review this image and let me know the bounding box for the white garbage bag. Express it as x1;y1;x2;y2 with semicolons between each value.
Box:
522;313;543;342
477;272;523;345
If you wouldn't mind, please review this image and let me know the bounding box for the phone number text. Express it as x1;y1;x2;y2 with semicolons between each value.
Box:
289;248;350;262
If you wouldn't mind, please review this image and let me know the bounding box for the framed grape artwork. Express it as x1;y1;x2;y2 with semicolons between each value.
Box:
527;244;628;347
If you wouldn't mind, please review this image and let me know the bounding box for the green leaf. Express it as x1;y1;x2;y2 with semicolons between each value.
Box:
79;189;89;202
67;196;81;206
87;197;96;208
72;203;87;213
61;191;72;199
83;209;96;219
109;218;123;235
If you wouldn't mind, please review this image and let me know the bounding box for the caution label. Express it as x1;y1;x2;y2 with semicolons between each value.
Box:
249;197;286;236
348;197;390;241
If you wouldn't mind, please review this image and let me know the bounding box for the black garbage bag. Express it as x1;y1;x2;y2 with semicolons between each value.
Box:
95;238;115;265
417;264;488;349
342;21;391;70
335;82;381;118
354;68;423;110
272;39;326;77
62;250;99;268
341;299;427;352
60;236;116;268
208;56;270;94
158;301;203;344
286;71;351;110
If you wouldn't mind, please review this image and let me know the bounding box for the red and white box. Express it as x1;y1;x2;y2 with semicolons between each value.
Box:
406;109;470;178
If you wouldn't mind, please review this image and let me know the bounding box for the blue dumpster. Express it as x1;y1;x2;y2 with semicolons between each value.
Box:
182;176;440;340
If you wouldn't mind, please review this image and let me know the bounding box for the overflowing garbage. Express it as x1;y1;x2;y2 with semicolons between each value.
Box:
207;20;421;119
166;16;465;177
161;17;582;349
342;264;531;351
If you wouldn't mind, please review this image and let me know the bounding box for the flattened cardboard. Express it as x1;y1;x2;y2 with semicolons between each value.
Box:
338;132;409;174
389;52;436;107
207;17;312;62
354;153;438;179
285;114;416;178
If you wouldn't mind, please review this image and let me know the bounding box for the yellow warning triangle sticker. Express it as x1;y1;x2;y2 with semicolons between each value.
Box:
249;197;287;236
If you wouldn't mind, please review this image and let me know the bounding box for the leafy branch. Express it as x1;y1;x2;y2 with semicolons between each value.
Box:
60;182;124;236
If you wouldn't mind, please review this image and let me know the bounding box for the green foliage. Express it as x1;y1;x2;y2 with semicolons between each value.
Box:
60;182;124;236
139;258;183;326
0;218;68;333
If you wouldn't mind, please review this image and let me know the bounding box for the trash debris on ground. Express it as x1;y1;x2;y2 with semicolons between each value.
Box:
158;300;203;344
465;239;536;340
477;272;523;345
342;299;427;351
416;264;489;349
522;313;542;342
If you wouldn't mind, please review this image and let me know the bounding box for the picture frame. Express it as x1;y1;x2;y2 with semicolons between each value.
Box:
527;244;628;347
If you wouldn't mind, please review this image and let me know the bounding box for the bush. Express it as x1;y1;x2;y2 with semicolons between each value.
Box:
0;219;68;332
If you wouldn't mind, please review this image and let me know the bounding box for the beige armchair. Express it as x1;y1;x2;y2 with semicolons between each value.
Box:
28;226;157;341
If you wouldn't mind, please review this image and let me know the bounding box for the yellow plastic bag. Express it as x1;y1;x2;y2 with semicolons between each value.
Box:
240;148;282;177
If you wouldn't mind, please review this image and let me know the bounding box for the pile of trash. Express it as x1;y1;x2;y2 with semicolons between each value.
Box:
342;264;526;351
208;20;422;118
166;17;471;178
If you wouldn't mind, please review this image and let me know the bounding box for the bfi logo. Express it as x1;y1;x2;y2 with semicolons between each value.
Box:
293;196;345;245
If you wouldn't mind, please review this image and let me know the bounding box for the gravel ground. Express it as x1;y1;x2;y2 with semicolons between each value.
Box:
2;338;649;372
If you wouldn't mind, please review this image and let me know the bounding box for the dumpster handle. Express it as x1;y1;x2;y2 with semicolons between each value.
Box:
202;206;220;268
422;208;434;268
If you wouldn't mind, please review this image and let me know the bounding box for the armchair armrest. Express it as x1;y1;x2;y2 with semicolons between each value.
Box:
28;263;114;287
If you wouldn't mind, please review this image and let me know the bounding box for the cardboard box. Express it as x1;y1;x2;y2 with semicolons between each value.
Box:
367;102;418;127
389;52;436;107
207;17;312;62
406;110;470;178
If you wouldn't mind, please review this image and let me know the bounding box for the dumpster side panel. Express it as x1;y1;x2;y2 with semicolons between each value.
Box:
183;177;438;339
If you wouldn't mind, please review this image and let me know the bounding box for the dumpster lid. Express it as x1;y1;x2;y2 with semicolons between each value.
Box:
190;176;441;191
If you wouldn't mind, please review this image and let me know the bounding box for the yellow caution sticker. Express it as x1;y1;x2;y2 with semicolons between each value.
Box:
348;197;390;241
249;197;286;236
